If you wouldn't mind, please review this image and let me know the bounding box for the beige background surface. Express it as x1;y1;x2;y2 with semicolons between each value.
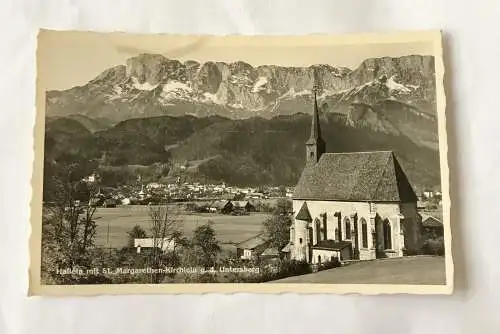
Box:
0;0;495;333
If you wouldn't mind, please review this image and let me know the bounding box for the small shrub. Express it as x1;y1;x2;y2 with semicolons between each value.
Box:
403;249;421;256
422;237;445;256
317;258;341;272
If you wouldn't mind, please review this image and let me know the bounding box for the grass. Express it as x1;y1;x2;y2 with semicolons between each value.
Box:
93;205;268;250
273;256;446;285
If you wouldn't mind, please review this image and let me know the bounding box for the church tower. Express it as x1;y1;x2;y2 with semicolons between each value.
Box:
305;84;326;165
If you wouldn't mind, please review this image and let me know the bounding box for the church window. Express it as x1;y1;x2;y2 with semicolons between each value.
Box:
322;214;328;240
315;218;321;242
383;219;392;249
361;218;368;248
345;217;351;240
299;238;303;245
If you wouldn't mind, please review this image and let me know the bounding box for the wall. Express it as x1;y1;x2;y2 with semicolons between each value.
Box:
311;249;340;264
291;218;309;261
400;202;422;253
292;200;418;261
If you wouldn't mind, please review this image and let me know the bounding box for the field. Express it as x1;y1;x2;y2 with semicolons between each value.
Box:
273;256;446;285
93;205;268;250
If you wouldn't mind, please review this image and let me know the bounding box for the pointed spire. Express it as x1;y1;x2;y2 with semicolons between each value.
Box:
309;84;322;142
295;202;312;221
305;71;326;164
306;83;324;145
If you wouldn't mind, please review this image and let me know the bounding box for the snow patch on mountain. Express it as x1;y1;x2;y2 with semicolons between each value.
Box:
252;77;268;93
105;86;125;101
162;81;192;94
386;76;412;93
280;88;312;100
318;89;338;100
229;103;244;109
159;81;193;102
132;78;159;91
229;75;253;87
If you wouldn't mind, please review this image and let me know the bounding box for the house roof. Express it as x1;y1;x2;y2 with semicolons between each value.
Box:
236;234;268;250
281;242;293;252
211;200;232;209
295;202;312;221
313;240;352;251
134;238;175;250
233;201;252;208
420;214;442;227
260;247;280;257
293;151;417;203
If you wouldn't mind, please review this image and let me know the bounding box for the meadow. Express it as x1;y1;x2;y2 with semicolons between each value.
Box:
93;205;269;250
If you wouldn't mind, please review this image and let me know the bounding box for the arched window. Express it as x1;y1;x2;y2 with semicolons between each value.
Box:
361;218;368;248
322;214;328;240
318;255;322;264
299;238;303;245
344;217;351;240
315;218;321;243
383;219;392;249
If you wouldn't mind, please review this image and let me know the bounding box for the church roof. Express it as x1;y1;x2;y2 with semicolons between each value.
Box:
293;151;418;203
295;201;312;221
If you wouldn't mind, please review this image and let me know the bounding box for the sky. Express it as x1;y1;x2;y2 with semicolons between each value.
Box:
37;30;435;91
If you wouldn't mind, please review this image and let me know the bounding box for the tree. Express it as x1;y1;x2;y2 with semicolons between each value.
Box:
147;205;181;283
278;185;287;197
233;193;245;200
127;225;148;248
262;198;293;250
192;222;220;268
41;179;99;283
151;162;171;181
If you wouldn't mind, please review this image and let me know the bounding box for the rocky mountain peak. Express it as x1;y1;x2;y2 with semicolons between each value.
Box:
46;54;437;135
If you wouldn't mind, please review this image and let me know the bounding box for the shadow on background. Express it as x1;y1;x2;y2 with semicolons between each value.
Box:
442;32;468;296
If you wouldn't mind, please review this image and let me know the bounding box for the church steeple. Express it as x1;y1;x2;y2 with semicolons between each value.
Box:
305;83;326;165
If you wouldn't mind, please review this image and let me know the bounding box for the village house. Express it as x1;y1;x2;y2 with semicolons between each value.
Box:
232;200;256;213
82;173;98;183
283;86;422;265
420;214;443;239
236;234;279;261
209;200;233;214
134;238;176;254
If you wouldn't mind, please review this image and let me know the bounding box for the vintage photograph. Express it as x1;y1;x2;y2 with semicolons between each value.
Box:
30;30;452;295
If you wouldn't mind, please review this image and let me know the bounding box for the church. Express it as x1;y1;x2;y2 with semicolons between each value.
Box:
283;88;422;265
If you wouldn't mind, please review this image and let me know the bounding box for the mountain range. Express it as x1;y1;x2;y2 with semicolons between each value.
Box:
44;112;440;191
43;53;441;190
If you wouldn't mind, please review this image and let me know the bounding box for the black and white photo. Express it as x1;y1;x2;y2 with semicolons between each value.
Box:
30;30;451;295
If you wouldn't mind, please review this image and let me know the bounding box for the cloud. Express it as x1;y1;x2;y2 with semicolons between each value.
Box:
111;37;210;60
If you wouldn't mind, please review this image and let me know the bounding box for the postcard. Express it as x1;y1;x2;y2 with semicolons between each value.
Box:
29;29;452;295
